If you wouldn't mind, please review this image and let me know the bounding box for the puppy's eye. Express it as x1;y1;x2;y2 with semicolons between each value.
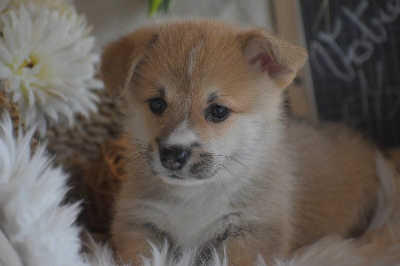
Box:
206;104;230;122
149;98;167;115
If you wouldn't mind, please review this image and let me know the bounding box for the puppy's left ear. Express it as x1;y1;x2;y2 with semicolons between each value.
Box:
238;28;308;88
101;27;157;98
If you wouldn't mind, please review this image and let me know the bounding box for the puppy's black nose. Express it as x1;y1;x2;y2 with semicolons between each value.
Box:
159;146;191;170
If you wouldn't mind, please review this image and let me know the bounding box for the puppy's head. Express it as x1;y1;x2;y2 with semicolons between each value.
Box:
101;19;307;186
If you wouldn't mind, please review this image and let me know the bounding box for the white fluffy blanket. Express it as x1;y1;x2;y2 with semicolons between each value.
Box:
0;111;400;266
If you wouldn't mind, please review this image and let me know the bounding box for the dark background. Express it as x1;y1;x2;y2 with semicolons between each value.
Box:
300;0;400;148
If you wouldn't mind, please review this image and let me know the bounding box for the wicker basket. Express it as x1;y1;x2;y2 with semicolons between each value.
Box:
45;90;127;238
0;92;23;134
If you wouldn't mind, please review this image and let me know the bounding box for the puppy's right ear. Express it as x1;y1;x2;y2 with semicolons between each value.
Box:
101;28;157;98
237;28;308;88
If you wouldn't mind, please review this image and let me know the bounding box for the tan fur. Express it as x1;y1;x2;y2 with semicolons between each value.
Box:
101;19;379;265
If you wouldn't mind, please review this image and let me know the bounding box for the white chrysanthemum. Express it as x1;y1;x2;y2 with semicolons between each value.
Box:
0;3;103;136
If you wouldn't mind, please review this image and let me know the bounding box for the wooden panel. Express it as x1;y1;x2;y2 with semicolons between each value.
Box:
271;0;318;121
389;149;400;172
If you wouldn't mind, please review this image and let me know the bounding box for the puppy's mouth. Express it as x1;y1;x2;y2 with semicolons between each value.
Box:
167;168;218;181
156;158;219;183
168;174;184;179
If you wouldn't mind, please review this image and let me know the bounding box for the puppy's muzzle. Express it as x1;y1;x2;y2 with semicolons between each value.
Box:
159;145;191;171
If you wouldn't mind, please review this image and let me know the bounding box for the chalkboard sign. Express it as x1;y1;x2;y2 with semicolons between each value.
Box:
299;0;400;148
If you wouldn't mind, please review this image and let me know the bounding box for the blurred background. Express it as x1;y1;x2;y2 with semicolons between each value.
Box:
75;0;400;150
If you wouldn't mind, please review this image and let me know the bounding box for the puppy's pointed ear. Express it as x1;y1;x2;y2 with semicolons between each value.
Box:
238;29;308;88
101;28;157;98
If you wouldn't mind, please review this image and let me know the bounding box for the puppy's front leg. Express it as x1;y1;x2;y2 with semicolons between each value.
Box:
112;222;172;265
204;217;289;266
222;231;288;266
198;214;262;265
222;234;262;266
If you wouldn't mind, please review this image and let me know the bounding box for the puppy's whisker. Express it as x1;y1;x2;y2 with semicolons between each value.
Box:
203;152;249;170
214;162;237;178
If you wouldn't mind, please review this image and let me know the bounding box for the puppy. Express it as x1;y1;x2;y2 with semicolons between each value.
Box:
101;19;379;265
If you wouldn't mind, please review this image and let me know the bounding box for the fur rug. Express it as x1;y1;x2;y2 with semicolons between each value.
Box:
0;113;84;266
1;111;400;266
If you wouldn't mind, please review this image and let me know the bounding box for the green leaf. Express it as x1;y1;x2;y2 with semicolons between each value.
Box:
162;0;173;11
149;0;163;17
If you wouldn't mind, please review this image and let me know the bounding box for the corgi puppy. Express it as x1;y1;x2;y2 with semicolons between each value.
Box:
100;19;379;265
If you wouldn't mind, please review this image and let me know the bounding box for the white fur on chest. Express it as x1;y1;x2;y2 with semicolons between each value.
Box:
136;185;236;249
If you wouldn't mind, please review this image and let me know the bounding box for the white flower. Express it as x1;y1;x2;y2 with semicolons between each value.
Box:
0;3;103;136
